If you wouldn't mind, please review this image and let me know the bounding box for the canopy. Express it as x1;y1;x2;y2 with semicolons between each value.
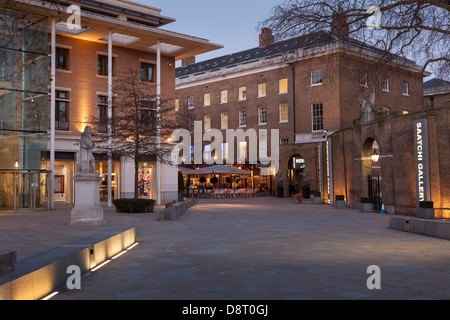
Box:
194;165;251;175
179;167;197;175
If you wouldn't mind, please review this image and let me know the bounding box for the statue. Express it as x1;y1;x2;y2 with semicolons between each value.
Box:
360;87;377;123
70;125;104;226
77;126;97;176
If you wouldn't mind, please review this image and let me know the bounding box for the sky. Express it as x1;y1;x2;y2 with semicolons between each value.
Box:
141;0;278;65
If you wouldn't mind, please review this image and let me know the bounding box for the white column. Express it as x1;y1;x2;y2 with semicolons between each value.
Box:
107;28;113;207
156;40;161;205
50;18;56;210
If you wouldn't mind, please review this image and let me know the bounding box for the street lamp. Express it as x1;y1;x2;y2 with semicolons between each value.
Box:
371;149;379;162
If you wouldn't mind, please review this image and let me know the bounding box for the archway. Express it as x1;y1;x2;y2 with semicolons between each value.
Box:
287;154;307;197
361;138;382;211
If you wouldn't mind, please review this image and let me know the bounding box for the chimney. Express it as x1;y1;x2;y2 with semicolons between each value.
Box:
182;56;196;67
259;28;275;47
331;13;349;39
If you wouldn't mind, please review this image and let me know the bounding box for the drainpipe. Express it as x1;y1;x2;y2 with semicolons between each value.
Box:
156;41;161;205
291;65;296;143
50;17;56;210
107;28;112;207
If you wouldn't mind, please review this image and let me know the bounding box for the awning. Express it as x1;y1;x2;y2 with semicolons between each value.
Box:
179;167;197;175
194;165;251;175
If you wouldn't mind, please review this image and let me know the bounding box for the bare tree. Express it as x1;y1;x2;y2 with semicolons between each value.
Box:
259;0;449;79
91;67;177;199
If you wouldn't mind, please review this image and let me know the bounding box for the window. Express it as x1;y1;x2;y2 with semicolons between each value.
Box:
258;107;267;125
311;69;323;85
141;101;155;130
312;103;323;131
279;103;288;123
221;112;228;129
280;138;289;145
258;82;266;97
221;143;229;162
140;62;155;82
279;78;288;94
239;86;247;100
204;93;211;106
55;90;69;130
56;47;69;70
204;115;211;131
175;99;179;112
239;110;247;127
402;81;409;96
188;96;194;109
97;95;108;132
220;90;228;104
204;145;212;162
382;76;389;91
238;141;247;163
359;72;368;87
98;55;115;76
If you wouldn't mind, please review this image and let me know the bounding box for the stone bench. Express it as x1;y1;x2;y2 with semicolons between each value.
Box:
0;226;135;300
0;251;17;273
159;199;198;221
389;216;450;240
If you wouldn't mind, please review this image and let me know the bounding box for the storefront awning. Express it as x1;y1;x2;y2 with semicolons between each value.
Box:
194;165;251;175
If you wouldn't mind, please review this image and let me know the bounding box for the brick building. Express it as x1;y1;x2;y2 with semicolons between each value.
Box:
175;26;427;198
0;0;221;210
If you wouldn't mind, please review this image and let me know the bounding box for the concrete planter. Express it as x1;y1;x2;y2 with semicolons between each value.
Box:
360;203;373;213
313;196;322;204
335;200;346;209
417;207;435;220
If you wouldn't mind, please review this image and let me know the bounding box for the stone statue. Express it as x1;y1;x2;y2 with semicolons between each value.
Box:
77;126;97;176
71;125;104;226
360;87;377;123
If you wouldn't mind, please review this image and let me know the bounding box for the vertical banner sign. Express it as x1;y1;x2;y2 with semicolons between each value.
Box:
413;119;431;209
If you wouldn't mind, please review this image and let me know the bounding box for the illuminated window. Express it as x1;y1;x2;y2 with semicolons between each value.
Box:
221;112;228;129
204;93;211;106
221;90;228;104
54;90;69;130
204;114;211;131
238;141;247;163
258;83;266;97
239;86;247;100
175;99;179;111
221;143;229;161
279;78;288;94
279;103;288;123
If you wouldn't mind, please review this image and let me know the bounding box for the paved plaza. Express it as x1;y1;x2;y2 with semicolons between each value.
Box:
1;197;450;300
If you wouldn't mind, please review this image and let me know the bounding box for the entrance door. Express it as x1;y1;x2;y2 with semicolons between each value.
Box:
368;175;382;211
16;172;36;210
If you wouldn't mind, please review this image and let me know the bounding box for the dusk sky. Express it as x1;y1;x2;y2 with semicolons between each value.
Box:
144;0;278;65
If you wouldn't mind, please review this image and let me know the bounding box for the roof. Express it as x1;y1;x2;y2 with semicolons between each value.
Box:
176;31;335;78
423;78;450;90
176;30;422;79
8;0;223;60
423;78;450;96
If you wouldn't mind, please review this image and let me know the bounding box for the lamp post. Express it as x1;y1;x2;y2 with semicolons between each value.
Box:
371;149;380;162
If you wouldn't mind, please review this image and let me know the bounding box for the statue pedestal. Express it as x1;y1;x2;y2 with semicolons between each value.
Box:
70;175;105;226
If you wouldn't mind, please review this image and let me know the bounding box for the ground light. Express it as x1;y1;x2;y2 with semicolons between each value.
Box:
41;242;139;300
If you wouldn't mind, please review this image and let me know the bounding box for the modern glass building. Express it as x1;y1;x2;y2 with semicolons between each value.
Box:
0;8;50;211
